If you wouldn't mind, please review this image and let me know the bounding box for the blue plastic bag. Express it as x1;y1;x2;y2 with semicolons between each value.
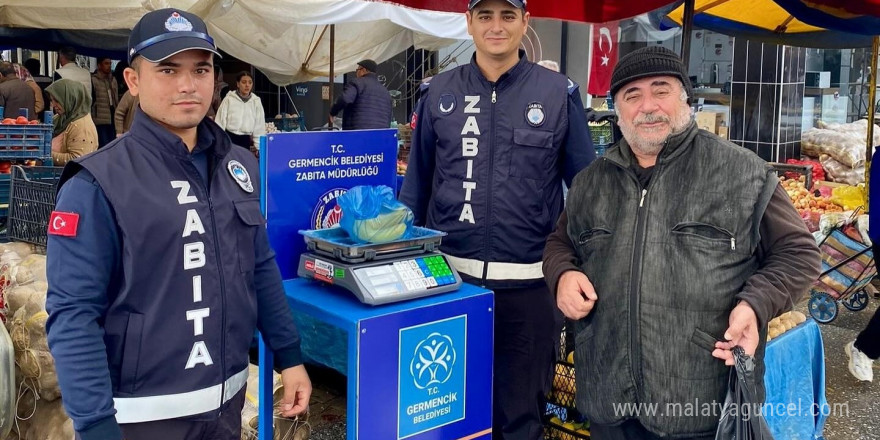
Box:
337;185;414;243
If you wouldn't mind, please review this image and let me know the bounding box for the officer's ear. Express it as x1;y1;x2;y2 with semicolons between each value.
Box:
124;57;142;97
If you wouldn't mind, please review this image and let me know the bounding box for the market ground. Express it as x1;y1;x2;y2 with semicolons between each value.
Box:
299;295;880;440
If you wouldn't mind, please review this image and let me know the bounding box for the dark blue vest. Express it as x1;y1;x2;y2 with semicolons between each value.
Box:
60;108;265;421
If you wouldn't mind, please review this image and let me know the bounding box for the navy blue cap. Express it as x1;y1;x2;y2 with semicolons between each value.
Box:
468;0;526;9
128;9;221;63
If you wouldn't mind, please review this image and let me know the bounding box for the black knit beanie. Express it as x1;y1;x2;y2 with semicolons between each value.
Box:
609;46;692;102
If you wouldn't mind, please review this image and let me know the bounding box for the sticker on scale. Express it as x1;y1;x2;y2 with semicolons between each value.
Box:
315;259;334;277
304;260;316;272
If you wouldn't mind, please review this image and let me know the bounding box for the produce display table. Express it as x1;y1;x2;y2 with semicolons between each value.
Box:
258;279;494;440
763;319;827;439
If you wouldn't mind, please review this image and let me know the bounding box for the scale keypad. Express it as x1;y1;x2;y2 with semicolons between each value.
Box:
357;255;456;297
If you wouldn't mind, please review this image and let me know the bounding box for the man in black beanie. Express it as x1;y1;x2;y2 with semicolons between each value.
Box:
329;59;392;129
543;46;821;439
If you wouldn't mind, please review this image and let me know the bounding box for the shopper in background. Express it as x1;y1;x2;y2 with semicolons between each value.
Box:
847;150;880;382
114;90;138;136
91;57;119;147
400;0;595;438
329;59;392;130
215;71;265;153
54;46;92;100
113;59;129;97
537;59;560;72
543;46;821;439
45;79;97;166
207;66;229;118
0;61;36;120
12;62;44;116
46;9;310;440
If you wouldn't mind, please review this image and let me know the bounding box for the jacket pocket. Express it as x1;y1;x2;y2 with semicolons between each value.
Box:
234;199;264;273
510;128;554;179
577;227;612;245
689;327;721;353
119;312;144;394
671;221;736;251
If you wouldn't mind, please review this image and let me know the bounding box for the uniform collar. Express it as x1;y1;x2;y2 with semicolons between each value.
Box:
468;49;530;89
128;106;231;159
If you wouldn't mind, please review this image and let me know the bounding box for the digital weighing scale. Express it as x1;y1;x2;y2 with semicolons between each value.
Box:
297;226;462;305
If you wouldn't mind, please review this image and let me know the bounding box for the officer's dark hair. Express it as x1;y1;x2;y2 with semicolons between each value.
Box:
128;57;144;73
235;71;253;83
97;57;112;64
58;46;77;62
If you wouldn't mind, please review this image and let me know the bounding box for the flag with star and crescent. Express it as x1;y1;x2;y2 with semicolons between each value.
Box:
587;21;620;96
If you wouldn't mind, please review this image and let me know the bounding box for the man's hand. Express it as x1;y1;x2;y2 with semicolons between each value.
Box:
279;365;312;417
713;302;760;366
556;270;598;320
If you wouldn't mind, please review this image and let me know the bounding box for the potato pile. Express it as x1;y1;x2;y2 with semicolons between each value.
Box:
767;311;807;341
780;176;843;214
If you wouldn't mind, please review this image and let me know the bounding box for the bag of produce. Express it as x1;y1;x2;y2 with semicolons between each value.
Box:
337;185;414;244
830;185;867;211
801;129;864;168
819;155;864;186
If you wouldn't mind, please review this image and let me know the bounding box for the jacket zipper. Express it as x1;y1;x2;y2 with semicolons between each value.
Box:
482;84;497;283
629;185;648;396
607;154;660;400
190;157;228;417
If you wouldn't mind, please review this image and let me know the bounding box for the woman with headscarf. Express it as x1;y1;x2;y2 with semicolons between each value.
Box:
46;79;98;166
13;63;44;116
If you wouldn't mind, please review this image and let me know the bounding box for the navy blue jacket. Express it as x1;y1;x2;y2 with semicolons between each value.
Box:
329;72;393;130
46;108;302;440
399;52;595;289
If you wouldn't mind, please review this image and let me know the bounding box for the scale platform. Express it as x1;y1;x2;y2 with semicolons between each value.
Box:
297;227;462;305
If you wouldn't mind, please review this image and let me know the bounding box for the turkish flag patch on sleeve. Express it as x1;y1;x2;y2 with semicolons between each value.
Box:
48;211;80;237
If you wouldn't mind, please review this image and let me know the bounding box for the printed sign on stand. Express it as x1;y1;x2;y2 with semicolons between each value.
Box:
262;129;397;279
398;316;467;438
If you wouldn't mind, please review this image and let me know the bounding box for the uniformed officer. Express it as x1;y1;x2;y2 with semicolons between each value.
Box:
46;9;311;440
399;0;596;438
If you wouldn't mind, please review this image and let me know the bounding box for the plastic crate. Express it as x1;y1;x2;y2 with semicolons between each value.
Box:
7;166;64;248
0;124;53;160
544;360;591;439
588;122;614;146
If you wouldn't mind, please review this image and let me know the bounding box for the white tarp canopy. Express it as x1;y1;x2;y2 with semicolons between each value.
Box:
0;0;468;85
168;0;469;85
0;0;158;30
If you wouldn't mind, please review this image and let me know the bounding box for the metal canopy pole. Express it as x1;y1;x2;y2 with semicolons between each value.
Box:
866;36;878;209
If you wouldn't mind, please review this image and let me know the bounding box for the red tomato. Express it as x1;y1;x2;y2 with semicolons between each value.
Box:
1;118;15;125
28;120;40;125
15;116;29;125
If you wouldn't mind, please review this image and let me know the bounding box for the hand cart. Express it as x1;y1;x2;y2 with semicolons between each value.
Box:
809;212;876;323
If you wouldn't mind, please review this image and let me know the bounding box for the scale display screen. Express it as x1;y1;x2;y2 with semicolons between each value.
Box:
298;252;462;305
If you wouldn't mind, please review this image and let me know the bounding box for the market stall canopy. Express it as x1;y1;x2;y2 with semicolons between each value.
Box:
173;0;469;85
666;0;880;48
390;0;673;23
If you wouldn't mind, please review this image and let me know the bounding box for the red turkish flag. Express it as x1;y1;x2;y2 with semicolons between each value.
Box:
47;211;79;237
588;22;620;97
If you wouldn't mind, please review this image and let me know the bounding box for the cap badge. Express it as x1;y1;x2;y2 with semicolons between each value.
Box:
165;12;194;32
